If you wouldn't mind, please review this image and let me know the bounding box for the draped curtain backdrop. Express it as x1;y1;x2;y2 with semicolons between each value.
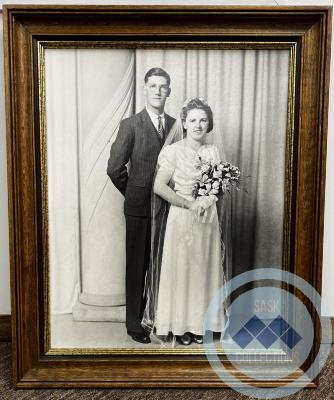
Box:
46;49;289;315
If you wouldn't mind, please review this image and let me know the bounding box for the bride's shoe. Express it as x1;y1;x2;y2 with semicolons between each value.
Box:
176;332;192;345
192;334;203;344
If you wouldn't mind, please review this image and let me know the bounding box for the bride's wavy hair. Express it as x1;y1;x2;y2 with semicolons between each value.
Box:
180;97;214;133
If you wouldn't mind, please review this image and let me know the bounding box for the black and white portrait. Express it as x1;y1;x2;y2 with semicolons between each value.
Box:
45;48;290;350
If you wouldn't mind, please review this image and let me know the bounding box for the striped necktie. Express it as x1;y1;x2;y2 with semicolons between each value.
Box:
157;116;165;141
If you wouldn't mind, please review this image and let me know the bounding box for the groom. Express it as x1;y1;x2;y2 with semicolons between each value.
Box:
107;67;175;344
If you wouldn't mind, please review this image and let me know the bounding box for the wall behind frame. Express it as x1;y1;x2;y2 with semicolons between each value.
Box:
0;0;333;317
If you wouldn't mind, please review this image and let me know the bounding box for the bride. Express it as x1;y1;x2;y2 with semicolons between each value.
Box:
143;98;227;346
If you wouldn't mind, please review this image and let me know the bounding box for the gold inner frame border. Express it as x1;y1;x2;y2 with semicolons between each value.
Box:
37;40;297;356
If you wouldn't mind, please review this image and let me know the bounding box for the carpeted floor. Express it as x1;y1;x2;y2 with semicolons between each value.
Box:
1;343;334;399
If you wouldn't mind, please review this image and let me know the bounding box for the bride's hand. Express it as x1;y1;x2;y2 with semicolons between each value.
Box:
197;196;215;210
189;197;216;222
189;198;213;220
188;199;205;220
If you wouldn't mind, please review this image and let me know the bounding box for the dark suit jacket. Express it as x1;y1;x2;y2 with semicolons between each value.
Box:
107;108;175;217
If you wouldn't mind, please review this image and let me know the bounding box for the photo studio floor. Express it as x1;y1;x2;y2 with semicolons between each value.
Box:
50;313;220;349
50;313;286;351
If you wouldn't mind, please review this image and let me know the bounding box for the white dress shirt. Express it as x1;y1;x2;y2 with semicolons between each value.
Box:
146;106;165;132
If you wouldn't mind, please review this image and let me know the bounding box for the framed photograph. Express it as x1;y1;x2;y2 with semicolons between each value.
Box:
4;5;332;388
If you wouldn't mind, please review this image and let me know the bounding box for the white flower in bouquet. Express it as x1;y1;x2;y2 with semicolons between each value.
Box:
213;169;222;178
198;188;207;196
193;157;241;200
201;163;210;173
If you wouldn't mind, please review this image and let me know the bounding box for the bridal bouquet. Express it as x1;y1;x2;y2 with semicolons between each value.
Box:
192;158;241;200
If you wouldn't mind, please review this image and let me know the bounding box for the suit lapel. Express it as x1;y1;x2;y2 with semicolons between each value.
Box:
140;108;176;147
140;108;163;147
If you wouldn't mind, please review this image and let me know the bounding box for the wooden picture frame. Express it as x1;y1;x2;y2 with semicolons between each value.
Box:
3;5;332;388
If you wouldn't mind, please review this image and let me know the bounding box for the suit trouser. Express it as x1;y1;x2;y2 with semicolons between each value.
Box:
125;214;151;333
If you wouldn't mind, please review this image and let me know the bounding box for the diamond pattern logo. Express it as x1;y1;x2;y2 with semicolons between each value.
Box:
256;327;278;348
232;315;302;350
232;327;254;349
268;315;290;337
244;315;266;336
281;327;302;349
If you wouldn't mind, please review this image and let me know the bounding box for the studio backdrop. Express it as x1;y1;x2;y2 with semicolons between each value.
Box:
45;48;289;319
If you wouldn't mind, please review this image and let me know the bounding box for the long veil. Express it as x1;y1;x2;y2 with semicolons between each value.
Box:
141;119;184;342
141;118;232;346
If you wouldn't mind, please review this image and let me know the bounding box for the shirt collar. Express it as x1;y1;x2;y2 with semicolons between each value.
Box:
146;106;165;120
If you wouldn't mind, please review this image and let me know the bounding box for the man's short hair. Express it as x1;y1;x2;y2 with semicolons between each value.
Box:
144;67;171;86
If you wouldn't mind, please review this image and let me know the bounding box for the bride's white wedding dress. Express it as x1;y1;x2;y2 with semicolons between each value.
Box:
155;140;225;336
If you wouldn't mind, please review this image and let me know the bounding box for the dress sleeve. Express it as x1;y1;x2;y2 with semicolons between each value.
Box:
157;145;176;174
